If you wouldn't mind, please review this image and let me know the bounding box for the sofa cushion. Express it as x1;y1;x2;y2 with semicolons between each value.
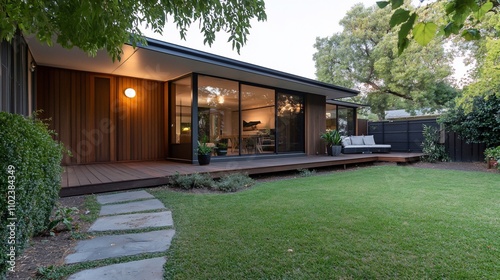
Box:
350;136;364;145
341;137;351;147
363;135;376;145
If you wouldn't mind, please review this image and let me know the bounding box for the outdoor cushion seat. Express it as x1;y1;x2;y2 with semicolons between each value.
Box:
341;135;391;154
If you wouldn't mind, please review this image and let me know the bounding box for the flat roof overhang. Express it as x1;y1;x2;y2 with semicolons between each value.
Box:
25;36;358;99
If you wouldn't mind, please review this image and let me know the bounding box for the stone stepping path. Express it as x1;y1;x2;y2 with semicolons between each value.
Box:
97;190;155;204
100;199;166;216
66;190;174;279
89;211;173;232
65;229;175;263
67;257;166;280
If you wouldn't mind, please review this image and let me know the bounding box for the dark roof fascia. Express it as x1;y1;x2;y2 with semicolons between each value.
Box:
327;99;367;108
135;37;359;96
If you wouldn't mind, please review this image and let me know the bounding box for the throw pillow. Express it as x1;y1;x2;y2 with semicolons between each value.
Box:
341;137;351;147
350;136;364;145
363;135;376;145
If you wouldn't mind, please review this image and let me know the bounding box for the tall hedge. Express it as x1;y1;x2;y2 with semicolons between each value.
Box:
0;112;63;277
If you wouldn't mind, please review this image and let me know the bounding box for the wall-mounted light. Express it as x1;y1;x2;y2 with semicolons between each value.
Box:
30;61;37;72
124;88;136;98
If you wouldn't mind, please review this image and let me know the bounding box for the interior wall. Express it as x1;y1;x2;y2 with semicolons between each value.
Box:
36;66;165;165
237;106;275;135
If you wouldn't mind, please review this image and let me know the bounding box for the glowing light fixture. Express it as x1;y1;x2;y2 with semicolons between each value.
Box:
218;96;225;104
124;88;136;98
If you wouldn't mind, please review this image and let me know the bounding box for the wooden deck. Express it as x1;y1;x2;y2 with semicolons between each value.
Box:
60;153;422;197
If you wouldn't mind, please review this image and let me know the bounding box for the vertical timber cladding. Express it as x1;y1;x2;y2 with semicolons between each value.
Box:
117;76;165;161
306;94;326;155
36;66;165;164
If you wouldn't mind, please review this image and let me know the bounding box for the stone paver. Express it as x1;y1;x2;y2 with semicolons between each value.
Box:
66;191;174;279
65;229;175;264
99;199;166;216
89;211;173;232
67;257;166;280
97;190;155;205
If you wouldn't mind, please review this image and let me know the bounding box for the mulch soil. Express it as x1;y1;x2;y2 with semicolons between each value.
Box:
7;161;498;279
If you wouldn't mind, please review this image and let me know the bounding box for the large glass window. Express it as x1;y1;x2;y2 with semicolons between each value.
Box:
326;104;337;131
277;92;304;153
338;106;355;136
198;76;239;156
171;77;192;144
194;75;306;157
169;76;193;160
326;104;356;136
241;84;276;154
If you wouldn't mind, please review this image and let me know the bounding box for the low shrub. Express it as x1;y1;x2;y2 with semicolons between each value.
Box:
213;173;255;192
169;172;255;193
0;112;64;276
170;173;214;190
297;168;316;177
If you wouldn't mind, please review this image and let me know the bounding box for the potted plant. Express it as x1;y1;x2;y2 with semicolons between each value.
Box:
197;136;213;165
320;130;342;156
216;142;228;156
484;146;500;169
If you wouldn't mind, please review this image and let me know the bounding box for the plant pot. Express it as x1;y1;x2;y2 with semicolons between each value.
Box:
332;145;342;156
326;145;333;156
198;154;211;165
216;149;227;156
326;145;342;156
487;158;497;169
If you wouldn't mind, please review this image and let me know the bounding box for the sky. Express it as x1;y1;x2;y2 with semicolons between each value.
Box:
144;0;379;80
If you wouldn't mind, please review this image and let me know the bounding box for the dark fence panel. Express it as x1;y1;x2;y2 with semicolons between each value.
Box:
368;119;437;152
445;131;487;162
368;118;486;162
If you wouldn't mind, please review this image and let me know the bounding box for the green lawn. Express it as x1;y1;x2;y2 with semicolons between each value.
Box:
150;166;500;279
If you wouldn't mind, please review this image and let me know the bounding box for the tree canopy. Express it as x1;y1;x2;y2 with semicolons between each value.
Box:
0;0;267;61
313;4;457;120
378;0;499;54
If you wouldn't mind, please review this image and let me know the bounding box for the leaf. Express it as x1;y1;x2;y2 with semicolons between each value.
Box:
413;22;438;46
391;0;405;9
376;1;390;8
397;37;410;55
445;1;456;14
461;28;481;40
474;1;493;20
444;22;462;36
390;8;410;28
397;12;417;54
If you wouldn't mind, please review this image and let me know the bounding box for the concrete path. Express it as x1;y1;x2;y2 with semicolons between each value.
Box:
66;190;174;279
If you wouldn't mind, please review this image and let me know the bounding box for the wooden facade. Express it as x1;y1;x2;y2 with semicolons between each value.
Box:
37;66;166;165
36;66;355;165
306;94;326;155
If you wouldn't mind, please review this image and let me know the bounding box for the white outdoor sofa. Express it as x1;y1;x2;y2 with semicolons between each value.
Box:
341;135;391;154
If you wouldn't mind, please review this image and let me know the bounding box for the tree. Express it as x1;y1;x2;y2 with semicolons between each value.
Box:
313;4;457;120
378;0;499;54
459;39;500;105
0;0;267;61
439;93;500;147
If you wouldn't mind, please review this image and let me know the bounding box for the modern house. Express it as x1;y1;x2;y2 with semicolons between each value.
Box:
1;33;360;165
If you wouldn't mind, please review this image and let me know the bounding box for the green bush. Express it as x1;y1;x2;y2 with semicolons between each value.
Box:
170;173;214;190
297;168;316;177
420;124;449;163
169;172;255;193
0;112;64;276
213;173;255;192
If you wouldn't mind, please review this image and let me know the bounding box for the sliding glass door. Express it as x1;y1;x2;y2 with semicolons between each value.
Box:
277;92;304;153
